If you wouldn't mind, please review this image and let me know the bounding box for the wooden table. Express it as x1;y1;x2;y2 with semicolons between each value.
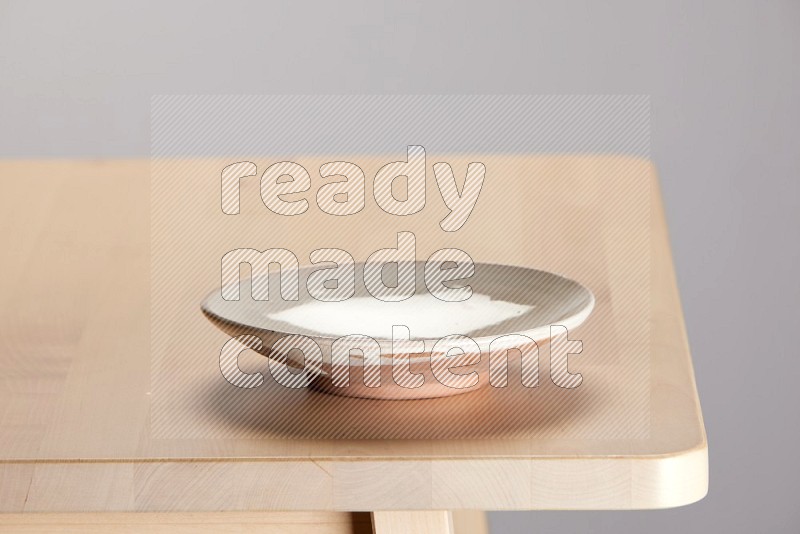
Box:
0;158;707;532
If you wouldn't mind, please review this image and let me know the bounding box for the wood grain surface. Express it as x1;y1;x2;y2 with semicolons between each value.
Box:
0;158;707;514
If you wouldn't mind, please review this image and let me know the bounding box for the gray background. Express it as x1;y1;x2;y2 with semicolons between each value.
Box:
1;1;798;532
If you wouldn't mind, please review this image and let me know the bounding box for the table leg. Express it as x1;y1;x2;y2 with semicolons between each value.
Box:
452;511;490;534
371;511;453;534
371;511;488;534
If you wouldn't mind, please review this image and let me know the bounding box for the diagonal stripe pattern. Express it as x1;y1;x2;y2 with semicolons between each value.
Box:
150;95;652;442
